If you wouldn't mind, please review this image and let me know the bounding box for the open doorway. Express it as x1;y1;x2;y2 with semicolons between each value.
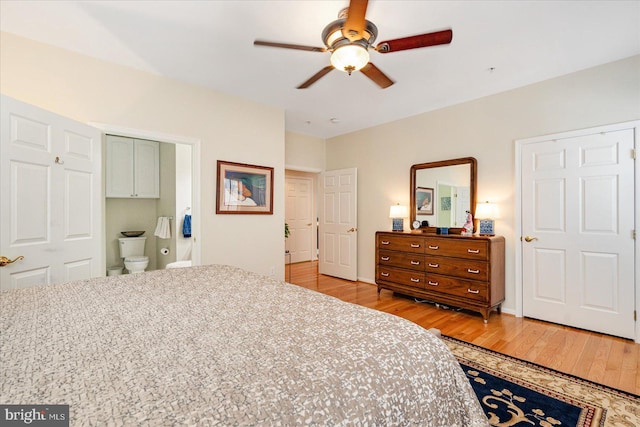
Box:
285;170;318;264
92;123;201;273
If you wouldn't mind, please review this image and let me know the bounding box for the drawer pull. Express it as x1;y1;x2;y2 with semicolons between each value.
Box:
467;249;480;254
410;278;421;283
428;245;439;250
428;263;439;268
428;281;439;286
381;256;390;261
467;288;480;294
410;243;421;248
467;269;480;274
381;241;390;245
410;260;421;265
381;272;390;277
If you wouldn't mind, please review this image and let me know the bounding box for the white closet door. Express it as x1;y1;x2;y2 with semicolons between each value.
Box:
521;125;635;339
0;95;103;289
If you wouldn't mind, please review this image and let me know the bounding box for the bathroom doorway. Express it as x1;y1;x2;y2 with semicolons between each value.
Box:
93;123;200;274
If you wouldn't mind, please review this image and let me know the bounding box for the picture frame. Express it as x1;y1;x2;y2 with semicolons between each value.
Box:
440;196;451;211
416;187;434;215
216;160;274;214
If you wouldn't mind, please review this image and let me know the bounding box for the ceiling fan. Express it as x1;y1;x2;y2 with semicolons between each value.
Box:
254;0;452;89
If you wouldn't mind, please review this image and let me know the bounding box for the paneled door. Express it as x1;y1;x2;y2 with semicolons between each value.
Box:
285;176;314;263
0;95;103;289
520;124;635;339
319;168;357;281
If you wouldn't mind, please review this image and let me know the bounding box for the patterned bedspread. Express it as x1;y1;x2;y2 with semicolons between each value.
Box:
1;265;489;426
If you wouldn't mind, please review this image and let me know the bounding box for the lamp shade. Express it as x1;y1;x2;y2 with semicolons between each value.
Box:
389;204;408;218
475;202;499;219
330;44;370;73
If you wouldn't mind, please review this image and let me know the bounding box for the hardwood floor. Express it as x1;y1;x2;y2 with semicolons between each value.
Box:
286;261;640;395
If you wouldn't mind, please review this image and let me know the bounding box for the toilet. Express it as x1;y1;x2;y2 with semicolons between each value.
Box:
118;237;149;274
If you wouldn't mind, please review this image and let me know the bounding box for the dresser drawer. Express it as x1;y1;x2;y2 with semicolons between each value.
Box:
377;266;425;289
378;250;425;270
424;274;488;302
377;234;425;254
424;256;488;281
424;238;489;260
375;231;505;322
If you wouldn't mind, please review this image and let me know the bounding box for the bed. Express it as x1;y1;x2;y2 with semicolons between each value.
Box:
1;265;489;426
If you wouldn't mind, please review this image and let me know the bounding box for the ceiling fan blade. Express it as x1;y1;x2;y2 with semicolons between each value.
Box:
360;62;394;89
254;40;326;52
375;29;453;53
343;0;369;41
297;65;335;89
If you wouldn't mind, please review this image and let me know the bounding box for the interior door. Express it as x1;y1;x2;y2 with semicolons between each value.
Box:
318;168;357;281
285;175;313;263
521;126;635;339
455;186;471;227
0;95;103;289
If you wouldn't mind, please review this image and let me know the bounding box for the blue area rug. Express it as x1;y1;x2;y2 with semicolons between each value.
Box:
443;336;640;426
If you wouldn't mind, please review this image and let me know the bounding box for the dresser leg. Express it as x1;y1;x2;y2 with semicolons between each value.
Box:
377;286;382;295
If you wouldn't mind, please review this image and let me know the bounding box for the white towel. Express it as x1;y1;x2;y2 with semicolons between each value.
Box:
154;217;171;239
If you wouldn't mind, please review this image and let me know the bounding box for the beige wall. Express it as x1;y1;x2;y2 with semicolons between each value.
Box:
326;55;640;313
1;32;286;279
285;131;326;171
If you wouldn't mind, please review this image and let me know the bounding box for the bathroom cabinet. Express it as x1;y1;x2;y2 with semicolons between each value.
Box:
106;135;160;198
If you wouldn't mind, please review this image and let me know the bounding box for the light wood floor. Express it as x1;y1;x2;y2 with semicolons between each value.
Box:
286;261;640;395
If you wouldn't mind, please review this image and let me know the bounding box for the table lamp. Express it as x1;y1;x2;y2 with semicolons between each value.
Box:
389;204;408;232
475;201;499;236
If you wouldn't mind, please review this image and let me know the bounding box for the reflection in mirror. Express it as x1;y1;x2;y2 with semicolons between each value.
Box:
410;158;477;233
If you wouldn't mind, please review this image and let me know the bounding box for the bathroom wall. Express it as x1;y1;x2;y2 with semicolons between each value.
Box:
175;144;193;262
105;198;158;270
156;143;177;269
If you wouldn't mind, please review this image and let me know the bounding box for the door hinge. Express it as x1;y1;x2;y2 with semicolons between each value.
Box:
632;149;637;160
635;310;637;321
633;230;636;240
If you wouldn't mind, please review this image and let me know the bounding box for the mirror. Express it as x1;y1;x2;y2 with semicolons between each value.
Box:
410;157;477;233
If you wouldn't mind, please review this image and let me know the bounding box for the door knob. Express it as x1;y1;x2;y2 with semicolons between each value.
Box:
523;236;538;242
0;255;24;267
347;227;357;232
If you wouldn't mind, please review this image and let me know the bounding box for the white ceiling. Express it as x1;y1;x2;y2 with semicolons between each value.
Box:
1;1;639;138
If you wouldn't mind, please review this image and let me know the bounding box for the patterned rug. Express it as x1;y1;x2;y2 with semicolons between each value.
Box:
443;336;640;427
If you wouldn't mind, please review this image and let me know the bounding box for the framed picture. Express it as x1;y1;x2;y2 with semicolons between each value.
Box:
440;196;451;211
416;187;434;215
216;160;274;214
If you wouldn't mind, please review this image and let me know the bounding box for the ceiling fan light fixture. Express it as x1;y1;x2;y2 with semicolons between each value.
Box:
330;44;370;74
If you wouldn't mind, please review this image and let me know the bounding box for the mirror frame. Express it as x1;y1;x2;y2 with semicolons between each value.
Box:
410;157;477;234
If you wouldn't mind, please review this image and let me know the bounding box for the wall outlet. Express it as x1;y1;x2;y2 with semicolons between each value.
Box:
269;267;275;276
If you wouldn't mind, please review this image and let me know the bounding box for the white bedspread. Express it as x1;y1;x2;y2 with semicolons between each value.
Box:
1;265;489;426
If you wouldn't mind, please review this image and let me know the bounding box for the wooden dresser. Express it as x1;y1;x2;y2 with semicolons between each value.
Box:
375;231;505;322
